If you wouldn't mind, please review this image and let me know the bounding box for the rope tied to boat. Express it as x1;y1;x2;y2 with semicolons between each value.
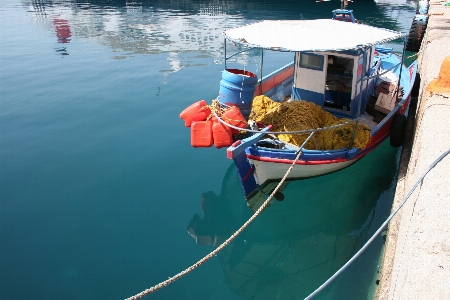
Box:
304;147;450;299
125;132;315;300
206;100;246;125
126;147;450;300
364;61;401;81
394;45;423;60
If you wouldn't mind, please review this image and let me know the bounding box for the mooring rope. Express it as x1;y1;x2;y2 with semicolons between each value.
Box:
394;47;423;60
212;109;359;135
125;132;316;300
363;62;401;81
393;31;425;60
304;147;450;299
405;49;422;59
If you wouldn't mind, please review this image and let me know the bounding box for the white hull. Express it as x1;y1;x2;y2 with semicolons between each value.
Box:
249;158;360;185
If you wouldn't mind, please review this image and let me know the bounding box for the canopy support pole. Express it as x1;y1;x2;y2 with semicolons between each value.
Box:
350;48;367;149
260;48;264;95
224;37;227;69
395;38;407;101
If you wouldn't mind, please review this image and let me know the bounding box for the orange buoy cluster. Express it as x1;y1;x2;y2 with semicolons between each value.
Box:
180;100;247;148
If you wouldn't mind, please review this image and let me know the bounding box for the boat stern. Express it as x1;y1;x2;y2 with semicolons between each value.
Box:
227;127;272;198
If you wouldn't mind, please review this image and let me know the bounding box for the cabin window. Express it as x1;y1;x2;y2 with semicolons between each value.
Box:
299;53;323;71
324;55;355;112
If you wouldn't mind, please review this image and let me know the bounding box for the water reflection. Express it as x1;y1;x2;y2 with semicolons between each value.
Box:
188;141;398;299
24;0;416;72
25;0;249;61
54;46;69;55
187;164;245;247
53;18;72;43
374;0;416;27
25;0;417;53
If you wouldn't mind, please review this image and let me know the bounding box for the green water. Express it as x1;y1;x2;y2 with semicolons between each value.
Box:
0;0;417;299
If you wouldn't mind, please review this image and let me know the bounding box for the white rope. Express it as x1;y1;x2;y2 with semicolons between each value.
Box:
212;109;359;135
394;46;423;59
405;48;422;59
125;132;316;300
363;61;401;81
304;147;450;299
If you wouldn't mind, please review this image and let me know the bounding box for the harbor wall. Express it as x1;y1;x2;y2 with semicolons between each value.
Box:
376;1;450;299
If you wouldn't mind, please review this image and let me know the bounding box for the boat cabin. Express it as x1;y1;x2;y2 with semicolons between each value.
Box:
222;19;405;120
292;47;375;118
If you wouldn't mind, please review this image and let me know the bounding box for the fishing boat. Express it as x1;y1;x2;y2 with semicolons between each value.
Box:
180;3;418;199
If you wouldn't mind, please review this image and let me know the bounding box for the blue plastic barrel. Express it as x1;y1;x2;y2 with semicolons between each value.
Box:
218;69;258;118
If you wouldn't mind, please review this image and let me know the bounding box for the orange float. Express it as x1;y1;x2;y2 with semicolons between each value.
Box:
222;106;247;135
180;100;211;127
191;121;213;148
212;120;233;148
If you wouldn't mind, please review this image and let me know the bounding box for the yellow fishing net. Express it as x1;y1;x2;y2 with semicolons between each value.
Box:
249;95;371;150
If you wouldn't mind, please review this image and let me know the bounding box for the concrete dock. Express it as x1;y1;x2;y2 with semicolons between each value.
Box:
376;1;450;299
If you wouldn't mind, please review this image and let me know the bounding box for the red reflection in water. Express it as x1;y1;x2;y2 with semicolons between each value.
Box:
53;18;71;43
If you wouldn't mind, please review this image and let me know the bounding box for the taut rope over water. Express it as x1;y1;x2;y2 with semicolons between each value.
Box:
125;132;316;300
305;147;450;299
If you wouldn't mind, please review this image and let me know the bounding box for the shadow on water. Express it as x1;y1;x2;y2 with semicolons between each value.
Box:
188;140;399;299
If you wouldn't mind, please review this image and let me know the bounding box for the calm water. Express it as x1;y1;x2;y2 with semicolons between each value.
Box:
0;0;417;299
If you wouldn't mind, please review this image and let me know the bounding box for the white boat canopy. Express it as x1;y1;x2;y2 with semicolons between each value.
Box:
223;19;405;52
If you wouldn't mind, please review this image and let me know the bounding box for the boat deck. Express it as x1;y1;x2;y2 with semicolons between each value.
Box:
281;96;380;130
358;113;380;130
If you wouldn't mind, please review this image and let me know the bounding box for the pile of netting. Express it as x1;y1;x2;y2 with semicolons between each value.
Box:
249;95;371;150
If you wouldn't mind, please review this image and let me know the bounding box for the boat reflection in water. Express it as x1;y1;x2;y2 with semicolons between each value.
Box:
187;141;398;299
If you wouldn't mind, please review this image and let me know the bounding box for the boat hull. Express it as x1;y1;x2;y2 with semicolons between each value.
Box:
248;156;359;184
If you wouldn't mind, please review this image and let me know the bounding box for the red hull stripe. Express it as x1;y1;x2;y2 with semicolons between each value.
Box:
243;165;255;182
246;154;349;165
246;129;391;166
254;66;294;96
